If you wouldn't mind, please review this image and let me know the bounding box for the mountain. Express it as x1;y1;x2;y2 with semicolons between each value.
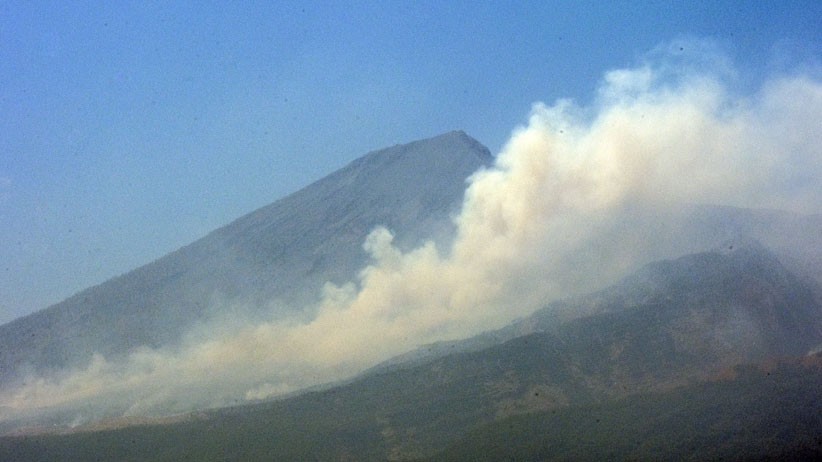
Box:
3;242;819;460
426;355;822;462
0;131;493;386
4;129;820;390
2;128;821;455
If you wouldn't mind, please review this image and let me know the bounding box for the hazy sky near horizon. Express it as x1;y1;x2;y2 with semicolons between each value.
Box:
1;1;820;324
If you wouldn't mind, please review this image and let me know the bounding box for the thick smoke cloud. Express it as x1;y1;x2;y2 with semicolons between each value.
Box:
1;43;820;425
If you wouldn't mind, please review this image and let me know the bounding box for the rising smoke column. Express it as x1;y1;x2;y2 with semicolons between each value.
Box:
1;42;820;422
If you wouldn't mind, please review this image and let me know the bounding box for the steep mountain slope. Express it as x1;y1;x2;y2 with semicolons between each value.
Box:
426;355;822;462
0;131;493;385
4;243;819;460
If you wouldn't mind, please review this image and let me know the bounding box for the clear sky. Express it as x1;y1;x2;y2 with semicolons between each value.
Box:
1;1;819;324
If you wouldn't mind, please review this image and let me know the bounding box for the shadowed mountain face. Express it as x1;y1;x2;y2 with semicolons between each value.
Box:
0;131;493;384
542;239;822;360
2;243;819;460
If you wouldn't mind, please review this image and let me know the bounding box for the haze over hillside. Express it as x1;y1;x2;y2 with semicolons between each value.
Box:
1;46;820;433
2;241;820;459
0;131;492;386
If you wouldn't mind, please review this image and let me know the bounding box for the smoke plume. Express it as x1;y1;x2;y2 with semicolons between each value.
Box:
1;42;820;425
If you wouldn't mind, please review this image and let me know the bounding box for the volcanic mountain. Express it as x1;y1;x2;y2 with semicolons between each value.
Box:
2;130;820;388
0;131;493;386
1;130;821;459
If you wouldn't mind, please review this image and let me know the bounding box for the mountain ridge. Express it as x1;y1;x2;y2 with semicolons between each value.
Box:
0;130;493;385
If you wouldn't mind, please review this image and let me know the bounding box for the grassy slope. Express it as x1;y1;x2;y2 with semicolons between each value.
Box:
426;359;822;462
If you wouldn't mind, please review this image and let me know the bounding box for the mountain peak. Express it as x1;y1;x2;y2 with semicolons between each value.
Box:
0;132;494;385
347;130;492;172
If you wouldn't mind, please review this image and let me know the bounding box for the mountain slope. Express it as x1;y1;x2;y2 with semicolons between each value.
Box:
426;355;822;462
5;358;819;461
4;243;819;460
0;131;493;385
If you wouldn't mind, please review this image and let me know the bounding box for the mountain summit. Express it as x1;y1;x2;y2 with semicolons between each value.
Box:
0;131;493;385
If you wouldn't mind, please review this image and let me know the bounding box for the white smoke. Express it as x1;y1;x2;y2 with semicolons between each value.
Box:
1;42;820;424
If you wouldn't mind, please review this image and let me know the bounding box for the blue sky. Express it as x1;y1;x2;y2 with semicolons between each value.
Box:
1;1;819;324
